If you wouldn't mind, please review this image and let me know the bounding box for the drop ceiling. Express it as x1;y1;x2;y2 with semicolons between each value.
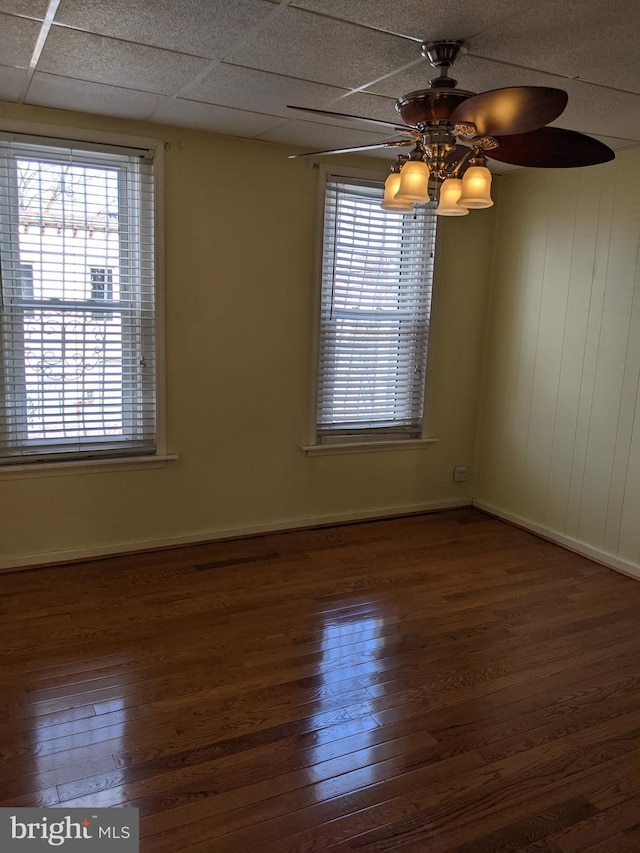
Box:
1;0;639;171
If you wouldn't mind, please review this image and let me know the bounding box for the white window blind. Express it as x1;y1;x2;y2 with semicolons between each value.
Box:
0;136;156;464
316;177;436;445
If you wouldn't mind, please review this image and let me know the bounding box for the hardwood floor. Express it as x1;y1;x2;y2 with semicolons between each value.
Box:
1;508;639;851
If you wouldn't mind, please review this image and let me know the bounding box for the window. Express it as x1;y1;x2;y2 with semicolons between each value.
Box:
90;266;114;301
0;132;157;465
314;173;437;446
17;262;34;299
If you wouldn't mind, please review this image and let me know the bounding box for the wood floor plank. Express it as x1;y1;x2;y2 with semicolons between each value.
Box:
0;508;638;851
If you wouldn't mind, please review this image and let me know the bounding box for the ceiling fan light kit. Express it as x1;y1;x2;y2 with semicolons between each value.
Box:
288;39;615;218
394;144;431;203
380;158;413;211
435;177;468;216
458;164;494;209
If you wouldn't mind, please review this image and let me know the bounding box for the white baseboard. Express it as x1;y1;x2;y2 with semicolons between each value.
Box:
0;497;472;572
473;499;640;581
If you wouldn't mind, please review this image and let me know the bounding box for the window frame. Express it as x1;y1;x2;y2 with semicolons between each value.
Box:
304;165;439;454
0;119;170;473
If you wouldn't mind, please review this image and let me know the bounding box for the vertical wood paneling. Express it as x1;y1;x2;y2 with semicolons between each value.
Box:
545;169;601;531
563;167;616;542
524;173;576;522
617;370;640;562
476;149;640;571
601;166;640;556
507;184;550;519
475;186;529;510
577;161;637;547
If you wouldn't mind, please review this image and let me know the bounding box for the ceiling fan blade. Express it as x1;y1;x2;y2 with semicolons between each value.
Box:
287;104;419;134
488;127;616;167
288;139;415;159
451;87;568;136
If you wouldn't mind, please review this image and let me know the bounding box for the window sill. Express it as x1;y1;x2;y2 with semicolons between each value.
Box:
0;454;179;479
301;438;438;456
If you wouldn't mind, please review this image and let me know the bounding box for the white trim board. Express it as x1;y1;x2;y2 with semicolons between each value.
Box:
0;498;471;573
473;499;640;581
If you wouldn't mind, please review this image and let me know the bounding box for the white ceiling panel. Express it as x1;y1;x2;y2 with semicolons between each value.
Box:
259;117;393;151
0;64;28;100
224;6;417;90
329;90;406;122
552;84;640;144
26;72;165;120
54;0;278;60
150;98;286;136
0;11;40;67
290;0;535;42
471;0;640;93
38;26;211;94
180;63;348;117
0;0;47;19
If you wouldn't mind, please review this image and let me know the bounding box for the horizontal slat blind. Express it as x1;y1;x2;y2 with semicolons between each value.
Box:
316;178;436;444
0;138;156;464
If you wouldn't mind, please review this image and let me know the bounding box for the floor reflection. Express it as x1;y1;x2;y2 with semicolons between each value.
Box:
306;608;386;797
29;677;128;807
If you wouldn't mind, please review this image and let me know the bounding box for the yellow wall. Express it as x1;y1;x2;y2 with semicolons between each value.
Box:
0;102;495;568
475;148;640;577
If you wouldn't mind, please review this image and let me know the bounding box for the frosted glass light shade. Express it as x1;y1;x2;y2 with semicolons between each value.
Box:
394;159;430;203
435;178;469;216
459;165;493;209
381;172;413;211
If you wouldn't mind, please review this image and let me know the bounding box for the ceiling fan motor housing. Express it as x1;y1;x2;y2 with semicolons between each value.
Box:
395;88;474;127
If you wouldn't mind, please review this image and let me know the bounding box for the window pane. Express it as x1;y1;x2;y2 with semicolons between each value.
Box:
0;137;156;463
21;309;125;440
17;159;121;302
316;178;436;444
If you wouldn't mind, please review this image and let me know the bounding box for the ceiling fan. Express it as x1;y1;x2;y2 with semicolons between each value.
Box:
287;41;615;216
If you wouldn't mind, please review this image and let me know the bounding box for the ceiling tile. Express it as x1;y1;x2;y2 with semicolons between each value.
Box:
0;64;28;100
291;0;534;42
470;0;640;93
38;26;211;95
0;0;47;17
149;98;286;136
224;7;417;90
54;0;278;60
259;118;392;153
327;91;404;122
0;11;40;67
553;83;640;143
180;63;348;117
364;56;455;98
26;72;165;120
365;52;598;99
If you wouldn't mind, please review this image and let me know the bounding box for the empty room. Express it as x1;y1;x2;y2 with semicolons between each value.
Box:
0;1;639;851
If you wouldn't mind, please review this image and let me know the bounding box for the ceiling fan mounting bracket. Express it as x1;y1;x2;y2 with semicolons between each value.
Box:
421;40;468;69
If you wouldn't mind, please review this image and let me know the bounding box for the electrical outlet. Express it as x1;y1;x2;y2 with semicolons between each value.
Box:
453;465;467;483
